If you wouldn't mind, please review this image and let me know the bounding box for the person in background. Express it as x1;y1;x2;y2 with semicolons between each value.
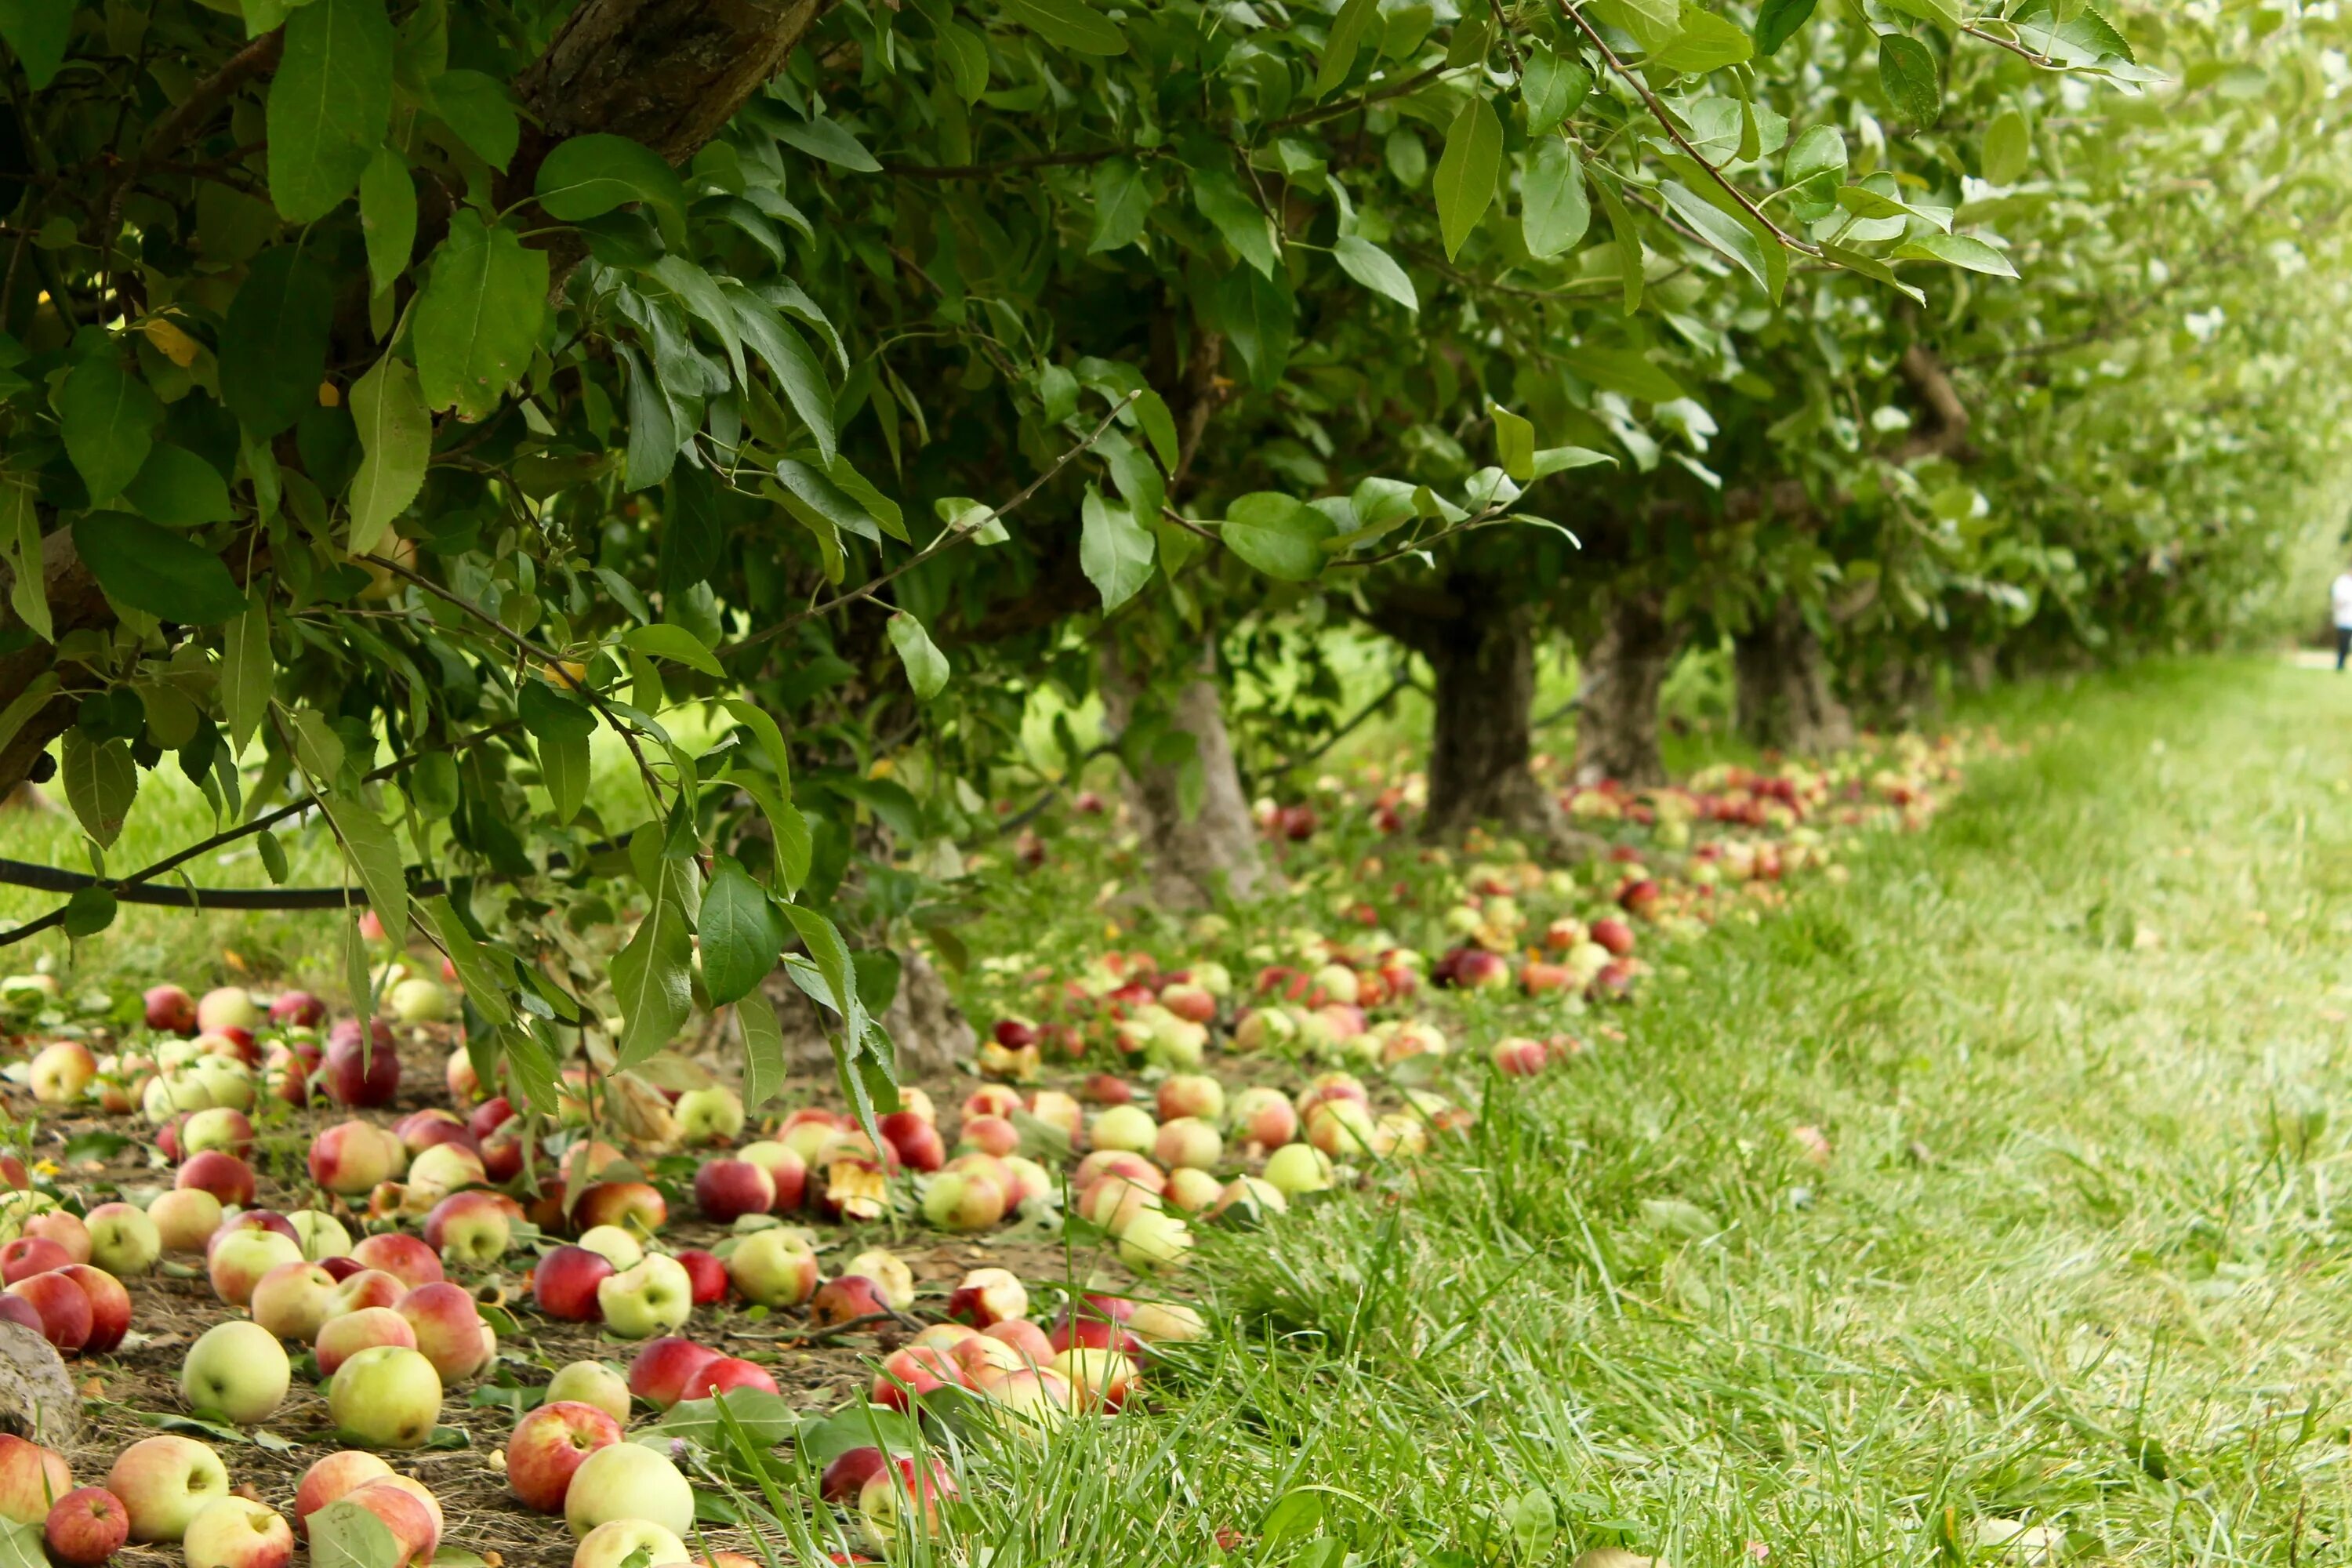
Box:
2334;562;2352;670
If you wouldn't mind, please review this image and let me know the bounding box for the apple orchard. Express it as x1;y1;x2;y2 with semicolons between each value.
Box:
0;0;2343;1566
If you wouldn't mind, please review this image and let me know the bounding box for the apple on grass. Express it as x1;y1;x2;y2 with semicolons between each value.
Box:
693;1160;775;1222
315;1308;416;1377
396;1283;488;1381
506;1400;623;1512
327;1345;444;1449
350;1232;443;1290
597;1254;692;1339
735;1142;808;1210
572;1181;667;1235
28;1041;96;1107
532;1246;615;1321
324;1268;406;1318
308;1121;404;1197
287;1210;353;1263
574;1225;643;1272
0;1434;71;1526
180;1107;255;1159
8;1272;92;1352
269;990;325;1027
323;1019;401;1108
106;1436;229;1542
183;1497;292;1568
44;1487;128;1566
85;1203;161;1276
145;984;198;1035
563;1443;693;1538
627;1338;717;1410
328;1480;440;1568
674;1084;746;1144
808;1273;888;1327
423;1191;513;1266
57;1265;130;1356
674;1248;728;1305
983;1319;1054;1368
207;1228;303;1308
573;1519;687;1568
725;1229;818;1307
292;1453;393;1535
946;1267;1028;1328
544;1360;630;1424
0;1236;70;1285
26;1212;93;1266
180;1320;291;1424
249;1262;338;1342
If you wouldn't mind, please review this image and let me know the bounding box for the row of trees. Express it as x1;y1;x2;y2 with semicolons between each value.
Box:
0;0;2343;1091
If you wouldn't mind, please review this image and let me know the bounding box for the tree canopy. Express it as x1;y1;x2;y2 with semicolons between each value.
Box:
0;0;2343;1101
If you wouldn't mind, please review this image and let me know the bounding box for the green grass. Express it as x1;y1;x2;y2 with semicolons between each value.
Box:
946;657;2352;1567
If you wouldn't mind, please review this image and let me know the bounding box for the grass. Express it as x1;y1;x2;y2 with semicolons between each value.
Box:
945;656;2352;1567
16;655;2352;1566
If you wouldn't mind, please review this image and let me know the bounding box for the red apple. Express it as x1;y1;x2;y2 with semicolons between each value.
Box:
396;1283;488;1381
0;1238;68;1285
504;1400;622;1513
292;1452;392;1537
44;1486;128;1566
145;985;198;1036
57;1265;131;1356
571;1181;666;1235
692;1161;775;1223
688;1356;779;1400
269;992;325;1028
350;1233;443;1291
626;1338;718;1410
674;1250;728;1306
175;1152;256;1208
530;1246;614;1322
468;1098;515;1142
323;1020;400;1109
6;1272;92;1352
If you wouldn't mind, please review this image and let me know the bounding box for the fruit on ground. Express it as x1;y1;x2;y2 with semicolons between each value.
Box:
292;1453;393;1535
145;1189;223;1254
674;1247;728;1305
0;1236;70;1283
145;985;198;1035
43;1486;129;1566
693;1160;775;1222
563;1442;694;1538
573;1225;642;1271
920;1169;1007;1232
180;1320;291;1424
531;1246;615;1320
1263;1142;1336;1196
350;1233;443;1291
543;1361;631;1425
308;1122;403;1197
84;1203;160;1276
326;1346;444;1449
249;1262;339;1342
323;1020;401;1107
1089;1104;1158;1155
8;1271;93;1351
423;1192;513;1266
315;1308;416;1377
288;1210;354;1262
675;1085;746;1144
1051;1347;1139;1411
0;1436;71;1525
572;1519;688;1568
397;1283;489;1381
182;1497;293;1568
597;1255;692;1339
626;1338;719;1410
843;1248;915;1310
196;988;261;1034
946;1267;1027;1328
206;1228;304;1308
56;1268;125;1352
336;1480;440;1568
506;1400;623;1512
28;1042;96;1106
106;1436;230;1542
726;1229;818;1306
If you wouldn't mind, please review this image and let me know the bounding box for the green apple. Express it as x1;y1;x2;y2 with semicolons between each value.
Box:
543;1361;630;1425
181;1320;292;1424
286;1210;353;1263
105;1436;230;1542
673;1085;745;1144
594;1255;691;1339
563;1443;693;1538
326;1346;444;1449
573;1519;687;1568
85;1202;162;1276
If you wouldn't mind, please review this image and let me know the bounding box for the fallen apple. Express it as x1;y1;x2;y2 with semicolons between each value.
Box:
327;1345;445;1449
562;1440;693;1538
506;1399;623;1512
104;1436;229;1543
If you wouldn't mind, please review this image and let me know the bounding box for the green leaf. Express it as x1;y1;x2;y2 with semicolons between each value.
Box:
1433;96;1504;260
1520;46;1592;137
1982;108;2031;184
720;697;793;789
886;612;950;699
221;605;270;756
1521;136;1590;260
699;860;786;1007
413;210;549;420
1878;34;1942;125
358;147;418;298
59;358;160;504
1330;235;1417;313
316;789;408;942
773;114;881;172
724;285;836;463
518;678;596;742
0;477;47;641
736;986;787;1108
1754;0;1818;53
347;355;428;556
724;768;809;897
1220;492;1334;582
1492;406;1535;483
1594;172;1642;313
611;864;695;1070
1079;484;1155;612
0;673;58;760
1315;0;1381;98
539;735;590;824
1560;343;1685;404
1134;390;1181;471
1530;446;1616;479
1589;0;1680;49
1784;124;1847;187
652;256;748;389
266;0;396;223
422;894;512;1027
1820;243;1926;304
1894;232;2019;278
1191;166;1278;278
0;0;74;88
430;69;518;171
220;245;336;439
1651;9;1752;72
1660;182;1776;296
74;514;246;623
1088;159;1152;255
534;134;688;233
775;458;883;543
622;622;724;677
308;1499;403;1568
60;732;136;849
121;443;231;532
1000;0;1126;55
1214;266;1296;390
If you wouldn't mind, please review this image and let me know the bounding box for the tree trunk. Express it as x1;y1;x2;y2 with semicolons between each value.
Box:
1572;592;1672;786
1418;599;1570;842
1099;644;1266;909
1733;597;1855;755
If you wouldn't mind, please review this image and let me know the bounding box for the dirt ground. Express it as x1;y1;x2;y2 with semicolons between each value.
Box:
6;1022;1124;1568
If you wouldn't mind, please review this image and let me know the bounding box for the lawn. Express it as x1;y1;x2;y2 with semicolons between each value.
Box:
9;656;2351;1568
